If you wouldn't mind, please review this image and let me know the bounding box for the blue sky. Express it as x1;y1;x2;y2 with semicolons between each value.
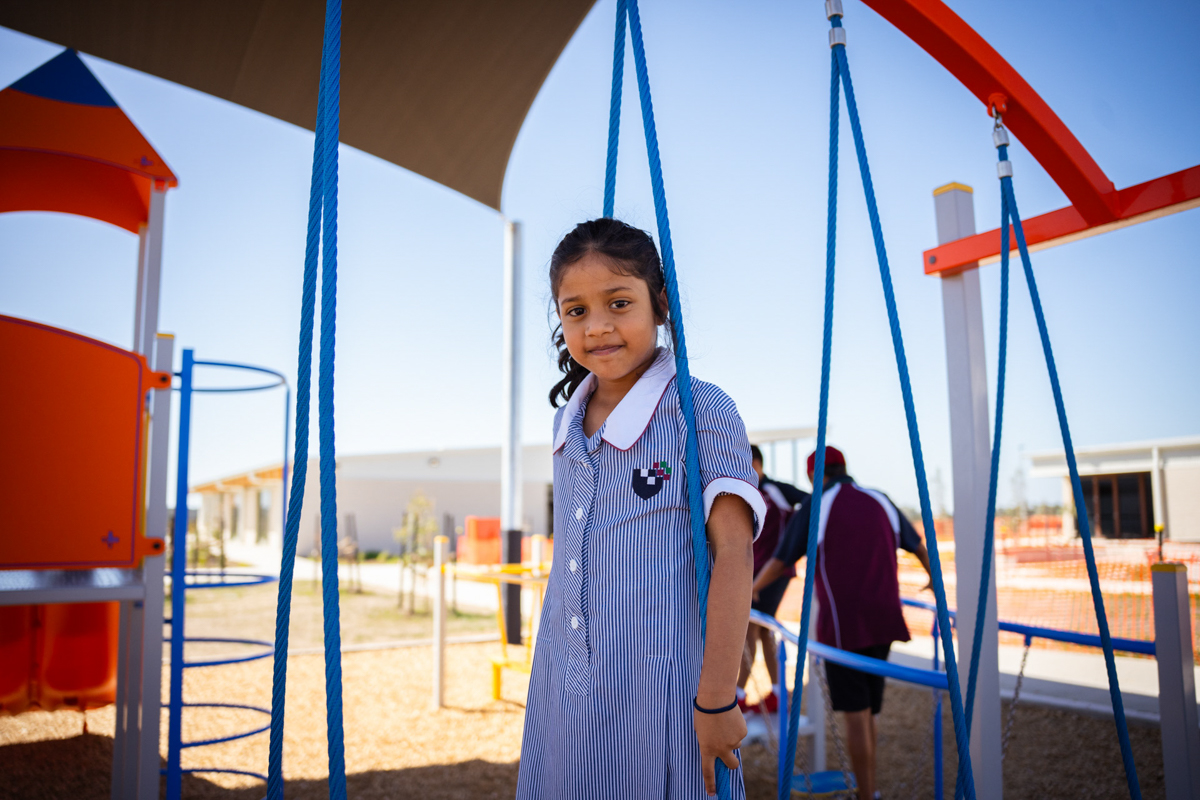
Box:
1;0;1197;510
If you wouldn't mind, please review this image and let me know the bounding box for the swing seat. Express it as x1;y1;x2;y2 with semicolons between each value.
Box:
790;770;856;798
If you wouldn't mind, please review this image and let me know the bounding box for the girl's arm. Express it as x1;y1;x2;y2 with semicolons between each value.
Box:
694;492;755;796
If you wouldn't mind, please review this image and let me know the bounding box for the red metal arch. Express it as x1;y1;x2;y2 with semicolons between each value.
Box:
860;0;1200;274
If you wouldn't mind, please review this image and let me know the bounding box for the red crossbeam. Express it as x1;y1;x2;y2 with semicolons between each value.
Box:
859;0;1199;275
923;165;1200;275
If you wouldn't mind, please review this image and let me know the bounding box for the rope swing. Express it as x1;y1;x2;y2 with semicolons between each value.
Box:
958;109;1143;800
603;0;735;796
779;5;978;798
267;1;348;798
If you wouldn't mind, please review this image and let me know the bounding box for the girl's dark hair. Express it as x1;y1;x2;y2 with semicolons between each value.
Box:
548;218;674;407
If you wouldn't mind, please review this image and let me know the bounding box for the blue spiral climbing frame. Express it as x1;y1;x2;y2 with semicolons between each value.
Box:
778;5;978;799
165;352;291;799
267;0;347;798
958;113;1142;799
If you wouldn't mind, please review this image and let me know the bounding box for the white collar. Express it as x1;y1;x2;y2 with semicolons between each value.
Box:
552;347;677;453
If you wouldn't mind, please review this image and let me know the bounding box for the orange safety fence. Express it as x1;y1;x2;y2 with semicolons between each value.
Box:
775;515;1200;661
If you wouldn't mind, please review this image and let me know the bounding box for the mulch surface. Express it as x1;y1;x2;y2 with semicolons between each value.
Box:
0;581;1168;798
1;643;1166;799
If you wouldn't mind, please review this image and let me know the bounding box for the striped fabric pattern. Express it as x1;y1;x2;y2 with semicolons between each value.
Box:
518;350;763;799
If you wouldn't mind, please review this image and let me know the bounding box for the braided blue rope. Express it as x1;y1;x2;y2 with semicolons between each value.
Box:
779;44;839;800
830;19;977;798
999;159;1142;800
625;2;730;796
266;3;346;798
316;2;347;798
602;0;626;218
957;143;1010;800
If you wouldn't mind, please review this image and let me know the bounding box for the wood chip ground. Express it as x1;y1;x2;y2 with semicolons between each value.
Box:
0;583;1167;798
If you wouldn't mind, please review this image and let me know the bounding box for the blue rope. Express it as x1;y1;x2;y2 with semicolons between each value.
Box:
266;2;347;798
624;1;729;796
831;18;977;797
998;155;1142;799
317;2;347;797
602;0;626;218
779;44;839;800
957;143;1011;800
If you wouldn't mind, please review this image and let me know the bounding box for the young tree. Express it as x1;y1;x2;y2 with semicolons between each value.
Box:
395;491;438;612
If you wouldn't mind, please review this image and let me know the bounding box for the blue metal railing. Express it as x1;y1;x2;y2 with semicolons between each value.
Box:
752;609;948;799
900;597;1156;656
753;596;1157;798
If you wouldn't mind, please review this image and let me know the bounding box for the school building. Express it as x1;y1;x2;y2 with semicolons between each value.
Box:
189;427;815;564
1029;435;1200;542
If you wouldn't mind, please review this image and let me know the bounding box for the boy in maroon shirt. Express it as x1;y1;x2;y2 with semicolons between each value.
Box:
753;447;932;800
736;445;808;715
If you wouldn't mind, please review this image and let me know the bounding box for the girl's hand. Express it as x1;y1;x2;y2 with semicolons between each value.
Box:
693;705;746;796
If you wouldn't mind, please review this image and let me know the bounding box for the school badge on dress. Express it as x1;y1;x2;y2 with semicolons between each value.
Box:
632;461;672;499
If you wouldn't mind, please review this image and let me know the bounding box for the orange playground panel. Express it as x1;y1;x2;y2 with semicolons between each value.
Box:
0;316;170;718
0;315;169;570
0;603;120;714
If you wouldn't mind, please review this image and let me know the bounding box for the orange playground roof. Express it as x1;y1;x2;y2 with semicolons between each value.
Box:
0;49;177;233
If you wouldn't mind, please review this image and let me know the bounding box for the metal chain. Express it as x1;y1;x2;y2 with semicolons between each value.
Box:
816;657;857;798
1001;640;1031;761
797;725;815;799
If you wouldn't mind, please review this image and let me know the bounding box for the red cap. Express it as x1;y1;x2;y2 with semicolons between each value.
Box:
807;446;846;475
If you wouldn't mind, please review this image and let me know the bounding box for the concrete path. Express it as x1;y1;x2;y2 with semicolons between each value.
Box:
223;551;1196;724
890;635;1199;724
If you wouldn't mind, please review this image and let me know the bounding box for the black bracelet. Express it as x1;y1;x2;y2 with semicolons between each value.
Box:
693;696;738;715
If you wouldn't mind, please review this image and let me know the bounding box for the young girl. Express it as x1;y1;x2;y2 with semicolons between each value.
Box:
517;219;765;799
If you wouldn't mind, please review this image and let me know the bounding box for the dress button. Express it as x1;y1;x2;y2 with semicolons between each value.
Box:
575;507;584;520
571;616;580;630
569;559;578;573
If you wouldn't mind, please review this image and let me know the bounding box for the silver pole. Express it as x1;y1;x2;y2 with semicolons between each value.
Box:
500;218;524;533
432;535;448;709
137;186;168;357
1153;562;1200;799
137;333;174;799
934;183;1002;799
500;219;524;645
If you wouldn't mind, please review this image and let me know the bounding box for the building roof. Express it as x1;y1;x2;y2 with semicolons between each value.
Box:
191;464;284;494
190;426;819;494
0;0;596;211
0;48;177;232
1029;435;1200;477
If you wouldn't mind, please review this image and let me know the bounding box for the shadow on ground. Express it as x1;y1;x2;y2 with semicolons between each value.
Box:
0;734;520;800
0;683;1169;800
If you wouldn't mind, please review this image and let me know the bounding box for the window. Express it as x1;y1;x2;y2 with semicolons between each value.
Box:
1079;472;1154;539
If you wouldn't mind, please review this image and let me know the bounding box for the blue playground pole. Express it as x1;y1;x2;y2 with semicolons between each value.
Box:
933;616;944;800
166;348;194;800
777;634;789;791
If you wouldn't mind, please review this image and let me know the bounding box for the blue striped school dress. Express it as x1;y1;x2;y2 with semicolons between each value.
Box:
517;348;766;799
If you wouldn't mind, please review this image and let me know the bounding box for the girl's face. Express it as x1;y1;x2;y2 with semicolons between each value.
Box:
556;252;663;387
